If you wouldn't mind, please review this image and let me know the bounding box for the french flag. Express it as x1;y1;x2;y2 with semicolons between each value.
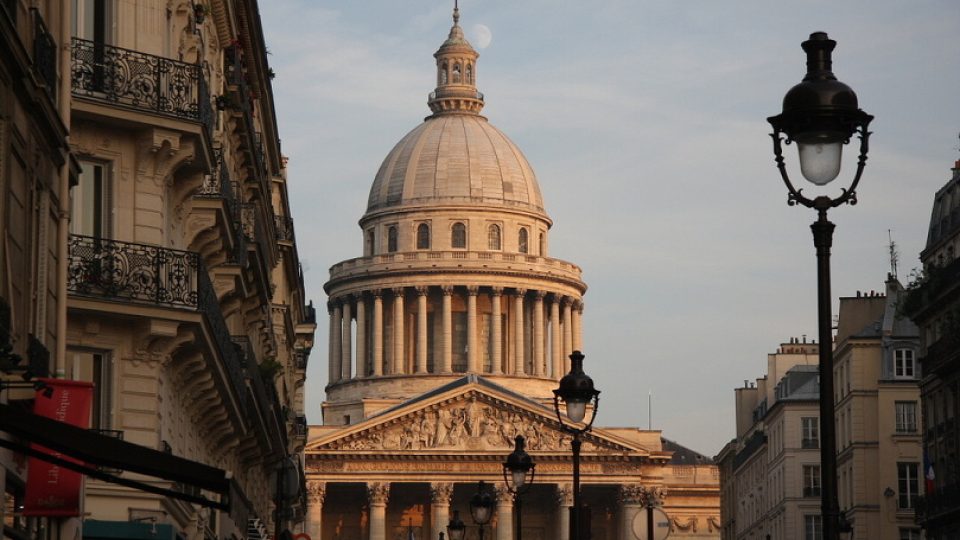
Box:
925;452;936;494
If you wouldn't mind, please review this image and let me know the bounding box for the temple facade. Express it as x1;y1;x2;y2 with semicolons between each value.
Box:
304;7;720;540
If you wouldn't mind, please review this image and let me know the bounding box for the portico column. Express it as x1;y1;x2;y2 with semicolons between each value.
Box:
573;300;584;352
562;298;573;370
367;482;390;540
306;481;326;540
416;287;429;374
618;484;645;540
513;289;526;375
372;290;384;376
430;482;454;540
392;288;405;374
551;297;562;379
442;286;453;373
341;298;353;380
556;484;573;540
331;301;342;383
494;484;514;540
491;287;503;374
328;302;336;383
355;293;367;377
533;291;545;377
467;286;479;372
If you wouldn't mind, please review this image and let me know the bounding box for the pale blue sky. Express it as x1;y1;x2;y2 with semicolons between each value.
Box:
261;1;960;455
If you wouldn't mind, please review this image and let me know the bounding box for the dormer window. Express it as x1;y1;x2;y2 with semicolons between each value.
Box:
451;222;466;249
417;223;431;250
518;227;528;254
894;349;916;379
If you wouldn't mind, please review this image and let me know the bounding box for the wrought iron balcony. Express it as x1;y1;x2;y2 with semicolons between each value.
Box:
225;46;270;196
31;9;57;99
71;38;212;128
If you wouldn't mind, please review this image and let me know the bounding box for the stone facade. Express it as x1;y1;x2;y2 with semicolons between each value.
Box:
307;7;719;540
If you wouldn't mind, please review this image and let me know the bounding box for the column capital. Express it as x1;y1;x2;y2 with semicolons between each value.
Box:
441;285;455;296
490;286;504;296
512;288;527;297
371;288;384;299
533;290;547;300
307;481;327;505
492;484;513;504
555;484;573;507
415;285;430;296
430;482;454;504
391;287;405;297
327;301;335;313
561;296;573;307
618;484;645;506
352;291;365;302
367;481;391;506
466;285;479;296
574;299;584;312
642;486;667;507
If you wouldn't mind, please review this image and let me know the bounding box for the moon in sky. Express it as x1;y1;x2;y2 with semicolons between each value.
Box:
471;24;492;49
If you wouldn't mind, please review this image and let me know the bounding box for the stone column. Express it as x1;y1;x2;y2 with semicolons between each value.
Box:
467;286;479;373
367;482;390;540
306;481;326;540
331;301;342;383
392;288;405;374
494;484;514;540
328;302;336;383
372;290;384;376
573;300;584;352
618;484;645;540
551;297;562;379
562;298;573;369
416;287;429;374
341;299;353;380
556;484;573;540
442;286;453;373
533;291;545;377
491;287;503;374
430;482;454;540
355;294;367;377
513;289;525;375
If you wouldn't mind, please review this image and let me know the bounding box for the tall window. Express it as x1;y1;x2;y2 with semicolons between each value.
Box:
895;349;916;379
518;227;528;254
439;62;448;85
899;528;921;540
897;462;919;509
895;401;918;433
71;160;110;237
387;226;398;253
365;229;375;256
802;465;821;497
487;224;501;250
804;515;822;540
801;417;819;448
416;223;430;250
68;349;110;429
466;64;473;84
539;232;545;255
451;222;466;249
73;0;112;43
452;63;461;83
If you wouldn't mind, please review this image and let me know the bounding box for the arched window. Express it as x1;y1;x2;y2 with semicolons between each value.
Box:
488;224;501;250
539;233;545;256
387;226;398;253
417;223;430;250
466;64;473;84
453;63;461;83
440;62;448;85
365;229;375;256
451;222;466;249
518;228;529;254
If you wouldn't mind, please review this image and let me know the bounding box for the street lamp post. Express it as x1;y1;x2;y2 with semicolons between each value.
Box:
469;481;493;540
553;351;600;540
503;435;536;540
447;510;466;540
767;31;872;540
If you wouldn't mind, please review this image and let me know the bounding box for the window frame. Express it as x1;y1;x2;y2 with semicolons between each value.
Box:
386;225;398;253
804;514;822;540
451;222;467;249
802;464;822;498
801;416;820;449
518;227;528;254
416;223;430;250
897;462;919;510
894;348;916;379
71;159;112;238
895;401;918;433
487;224;501;251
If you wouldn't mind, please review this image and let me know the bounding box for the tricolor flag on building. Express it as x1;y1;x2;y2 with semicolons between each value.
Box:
924;451;936;494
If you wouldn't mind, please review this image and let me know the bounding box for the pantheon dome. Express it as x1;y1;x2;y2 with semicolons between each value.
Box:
322;5;586;420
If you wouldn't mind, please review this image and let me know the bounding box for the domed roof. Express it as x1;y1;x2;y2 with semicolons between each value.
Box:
365;114;546;217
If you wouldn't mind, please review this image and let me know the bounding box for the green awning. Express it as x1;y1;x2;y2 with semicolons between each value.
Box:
83;520;179;540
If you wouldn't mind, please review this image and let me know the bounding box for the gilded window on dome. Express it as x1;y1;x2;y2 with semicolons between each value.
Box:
488;224;501;250
417;223;430;250
451;222;466;249
387;226;398;253
518;227;529;254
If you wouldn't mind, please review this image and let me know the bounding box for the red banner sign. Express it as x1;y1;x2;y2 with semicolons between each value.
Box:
23;379;94;517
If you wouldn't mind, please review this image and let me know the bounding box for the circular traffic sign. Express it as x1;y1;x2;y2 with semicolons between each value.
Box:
632;507;671;540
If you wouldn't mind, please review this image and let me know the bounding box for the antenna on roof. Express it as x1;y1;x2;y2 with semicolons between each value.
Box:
888;229;899;279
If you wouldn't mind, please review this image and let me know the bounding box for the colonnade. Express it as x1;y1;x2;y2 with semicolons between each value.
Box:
327;286;583;384
306;480;652;540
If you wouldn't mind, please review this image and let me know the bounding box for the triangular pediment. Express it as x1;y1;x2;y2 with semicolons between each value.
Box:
306;378;648;457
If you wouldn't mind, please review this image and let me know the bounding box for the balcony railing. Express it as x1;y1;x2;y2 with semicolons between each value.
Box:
916;483;960;523
71;38;212;128
31;9;57;99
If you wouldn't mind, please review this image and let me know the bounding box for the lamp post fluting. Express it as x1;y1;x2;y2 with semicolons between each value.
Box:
503;435;536;540
469;481;493;540
553;351;600;540
767;31;872;540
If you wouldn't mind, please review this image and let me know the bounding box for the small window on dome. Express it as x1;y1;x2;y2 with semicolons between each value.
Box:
417;223;430;250
365;229;375;256
387;226;398;253
539;232;545;256
518;228;529;254
466;64;473;84
488;224;501;250
451;222;466;249
440;62;448;85
453;63;461;83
